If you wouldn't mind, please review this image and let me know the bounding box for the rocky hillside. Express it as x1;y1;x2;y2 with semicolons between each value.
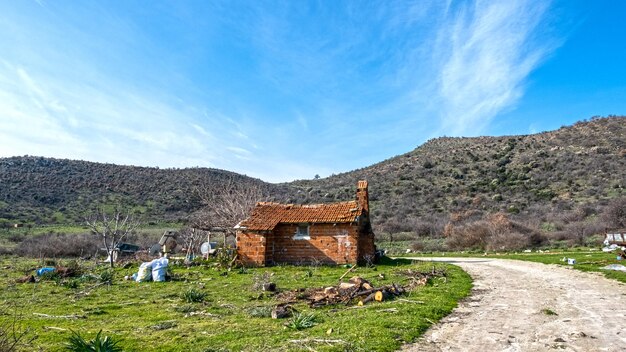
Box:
0;157;282;224
1;117;624;238
288;116;625;235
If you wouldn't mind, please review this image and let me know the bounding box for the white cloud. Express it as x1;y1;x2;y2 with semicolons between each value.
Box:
189;123;213;139
434;0;555;136
0;1;564;182
0;61;256;172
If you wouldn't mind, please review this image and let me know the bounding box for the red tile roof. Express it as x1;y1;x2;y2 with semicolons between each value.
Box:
238;200;362;231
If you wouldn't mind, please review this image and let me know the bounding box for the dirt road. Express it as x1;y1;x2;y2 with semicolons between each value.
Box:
402;258;626;352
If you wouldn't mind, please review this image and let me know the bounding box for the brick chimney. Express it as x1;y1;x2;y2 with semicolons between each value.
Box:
356;180;369;213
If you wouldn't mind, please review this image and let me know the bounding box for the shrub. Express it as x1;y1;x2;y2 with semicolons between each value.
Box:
124;232;163;251
246;306;272;318
40;270;61;284
549;220;604;246
411;238;447;252
181;288;207;303
14;233;99;258
65;330;123;352
286;312;318;330
62;279;80;290
528;232;548;247
445;221;490;250
603;197;626;228
445;213;544;251
485;232;529;251
213;248;237;270
98;270;114;284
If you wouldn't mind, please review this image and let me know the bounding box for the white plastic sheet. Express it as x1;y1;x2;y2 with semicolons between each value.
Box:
151;257;169;282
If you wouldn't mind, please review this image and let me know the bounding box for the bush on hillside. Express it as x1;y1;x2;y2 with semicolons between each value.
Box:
603;197;626;228
14;233;100;258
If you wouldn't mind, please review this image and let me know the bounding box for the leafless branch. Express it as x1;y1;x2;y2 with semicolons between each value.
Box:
191;177;266;235
85;206;141;267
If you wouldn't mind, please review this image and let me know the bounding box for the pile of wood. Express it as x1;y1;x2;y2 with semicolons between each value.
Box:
275;267;448;308
400;267;447;290
305;276;406;308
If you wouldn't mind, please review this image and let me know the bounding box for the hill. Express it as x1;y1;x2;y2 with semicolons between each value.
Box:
1;116;624;249
288;116;625;245
0;157;282;225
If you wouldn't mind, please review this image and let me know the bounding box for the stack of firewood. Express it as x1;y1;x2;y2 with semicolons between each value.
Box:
306;276;406;308
400;267;447;290
274;267;447;308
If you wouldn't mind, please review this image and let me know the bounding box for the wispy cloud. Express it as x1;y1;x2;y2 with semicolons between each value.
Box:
0;60;247;169
434;0;557;135
0;1;565;182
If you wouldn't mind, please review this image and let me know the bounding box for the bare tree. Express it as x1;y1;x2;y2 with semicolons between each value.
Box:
603;197;626;229
179;227;204;262
85;207;141;267
382;217;412;243
191;177;265;236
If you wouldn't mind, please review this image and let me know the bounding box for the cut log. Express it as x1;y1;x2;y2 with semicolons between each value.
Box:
324;287;338;295
361;292;377;304
374;291;384;302
339;282;356;290
348;276;364;286
352;288;377;297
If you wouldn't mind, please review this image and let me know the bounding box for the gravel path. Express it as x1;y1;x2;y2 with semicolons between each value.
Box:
402;258;626;352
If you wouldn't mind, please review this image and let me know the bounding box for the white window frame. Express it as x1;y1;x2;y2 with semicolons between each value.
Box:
293;223;310;240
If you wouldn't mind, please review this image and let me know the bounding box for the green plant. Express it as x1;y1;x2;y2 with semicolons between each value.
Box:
99;270;114;284
246;306;272;318
541;308;558;316
40;270;61;284
181;288;207;303
65;330;123;352
214;247;237;270
237;266;249;274
62;279;80;289
286;312;318;330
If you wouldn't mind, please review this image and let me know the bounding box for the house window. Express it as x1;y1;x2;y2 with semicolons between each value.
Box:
293;224;310;240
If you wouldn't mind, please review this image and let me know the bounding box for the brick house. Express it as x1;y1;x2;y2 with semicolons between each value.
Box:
235;180;375;266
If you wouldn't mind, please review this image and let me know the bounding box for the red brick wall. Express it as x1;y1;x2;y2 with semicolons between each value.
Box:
357;231;376;263
236;231;267;266
265;223;359;265
237;223;376;266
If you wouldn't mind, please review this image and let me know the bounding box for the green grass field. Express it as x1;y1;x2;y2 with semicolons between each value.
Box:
1;222;183;236
0;257;472;352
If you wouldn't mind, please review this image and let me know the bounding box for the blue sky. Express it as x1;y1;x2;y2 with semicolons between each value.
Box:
0;0;625;182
